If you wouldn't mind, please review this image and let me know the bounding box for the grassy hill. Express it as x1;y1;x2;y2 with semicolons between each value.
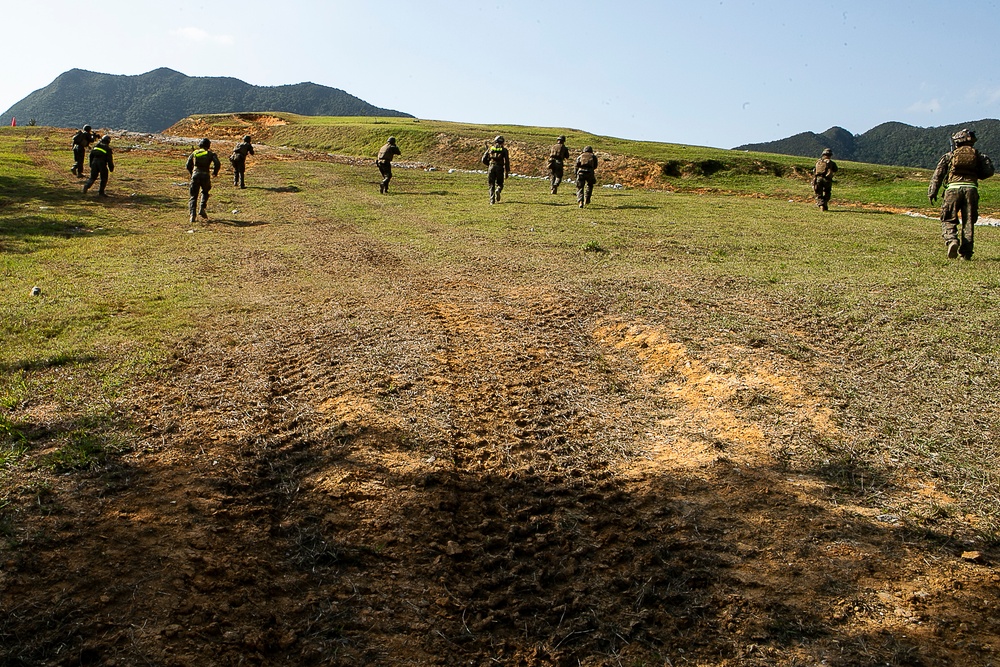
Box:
2;120;1000;666
167;113;965;212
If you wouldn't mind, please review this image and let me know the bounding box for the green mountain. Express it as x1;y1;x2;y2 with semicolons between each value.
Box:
2;68;412;133
735;119;1000;169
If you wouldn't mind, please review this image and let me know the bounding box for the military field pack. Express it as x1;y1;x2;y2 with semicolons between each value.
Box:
578;152;597;170
950;145;979;180
814;158;832;180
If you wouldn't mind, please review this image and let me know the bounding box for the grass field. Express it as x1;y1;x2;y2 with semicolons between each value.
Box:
2;120;999;666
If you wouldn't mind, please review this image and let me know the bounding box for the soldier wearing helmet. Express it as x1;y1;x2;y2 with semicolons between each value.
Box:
812;148;838;211
547;135;570;194
82;134;114;197
929;129;995;260
376;136;402;194
71;124;100;177
230;134;255;188
574;146;598;208
481;135;511;204
186;138;221;223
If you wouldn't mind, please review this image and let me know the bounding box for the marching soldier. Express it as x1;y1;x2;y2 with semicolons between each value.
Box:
547;135;570;194
230;135;254;188
82;135;114;196
186;138;221;223
574;146;598;208
482;135;511;204
812;148;838;211
71;125;99;177
929;129;995;260
376;136;401;194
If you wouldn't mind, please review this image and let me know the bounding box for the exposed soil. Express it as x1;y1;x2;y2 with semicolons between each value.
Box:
2;135;999;667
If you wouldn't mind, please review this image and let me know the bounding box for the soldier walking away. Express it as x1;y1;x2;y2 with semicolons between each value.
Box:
71;125;99;177
575;146;598;208
376;136;402;194
82;135;114;197
547;135;570;194
929;129;995;260
482;135;511;204
812;148;838;211
186;138;221;223
230;135;254;188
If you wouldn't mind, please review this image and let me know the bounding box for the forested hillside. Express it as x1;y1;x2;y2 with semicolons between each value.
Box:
2;68;412;133
736;119;1000;168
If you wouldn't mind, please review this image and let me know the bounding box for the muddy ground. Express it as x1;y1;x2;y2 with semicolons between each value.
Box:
1;134;999;667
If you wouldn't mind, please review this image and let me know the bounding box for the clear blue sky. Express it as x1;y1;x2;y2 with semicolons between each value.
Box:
6;0;1000;149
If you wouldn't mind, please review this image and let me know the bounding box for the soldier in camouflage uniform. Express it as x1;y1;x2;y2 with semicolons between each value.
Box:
482;135;511;204
574;146;598;208
547;135;570;194
929;129;995;260
71;125;100;177
82;135;114;196
376;136;402;194
186;138;221;223
230;135;254;188
812;148;838;211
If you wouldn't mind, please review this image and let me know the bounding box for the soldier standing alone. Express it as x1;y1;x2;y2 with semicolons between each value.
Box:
186;138;221;223
812;148;838;211
482;135;511;204
71;125;99;177
230;135;254;189
928;129;995;260
376;136;401;194
575;146;598;208
82;135;114;197
547;135;570;194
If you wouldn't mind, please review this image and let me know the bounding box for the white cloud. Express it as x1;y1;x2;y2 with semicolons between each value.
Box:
965;86;1000;108
171;27;235;46
906;98;942;115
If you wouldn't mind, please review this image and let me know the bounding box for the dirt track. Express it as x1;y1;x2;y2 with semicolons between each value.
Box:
2;137;999;667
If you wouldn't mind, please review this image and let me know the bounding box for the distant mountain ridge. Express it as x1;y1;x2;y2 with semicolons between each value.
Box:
735;119;1000;169
2;68;412;133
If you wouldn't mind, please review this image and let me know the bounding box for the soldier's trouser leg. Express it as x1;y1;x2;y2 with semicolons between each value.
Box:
941;187;977;256
98;168;109;194
83;170;96;192
73;147;84;176
488;165;504;203
378;162;392;193
550;165;563;193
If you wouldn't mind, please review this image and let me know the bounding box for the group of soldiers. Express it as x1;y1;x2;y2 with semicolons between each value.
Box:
375;134;600;207
72;127;256;222
68;124;993;259
813;129;994;260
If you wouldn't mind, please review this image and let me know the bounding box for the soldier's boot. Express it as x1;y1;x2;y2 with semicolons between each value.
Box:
947;240;959;259
70;166;77;175
82;181;91;194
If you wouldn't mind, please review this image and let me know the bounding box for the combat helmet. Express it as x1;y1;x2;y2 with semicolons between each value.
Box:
83;125;92;132
557;135;566;143
952;129;977;146
822;148;833;156
99;135;110;144
584;146;594;153
494;135;504;145
387;136;396;145
199;138;211;149
243;135;252;143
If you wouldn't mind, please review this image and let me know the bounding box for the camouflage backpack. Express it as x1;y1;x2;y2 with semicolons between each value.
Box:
814;158;832;179
950;145;979;180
